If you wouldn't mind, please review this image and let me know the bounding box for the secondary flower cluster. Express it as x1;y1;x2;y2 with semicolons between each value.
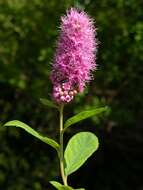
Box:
50;8;97;103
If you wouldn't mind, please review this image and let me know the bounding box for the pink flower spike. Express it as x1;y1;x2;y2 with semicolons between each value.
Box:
50;8;97;104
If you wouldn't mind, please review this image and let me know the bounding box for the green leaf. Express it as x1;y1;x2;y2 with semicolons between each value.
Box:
64;132;99;176
50;181;73;190
40;98;58;109
4;120;59;152
64;107;108;131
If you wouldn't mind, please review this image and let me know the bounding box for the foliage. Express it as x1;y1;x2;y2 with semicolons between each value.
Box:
3;107;102;189
64;132;99;176
50;181;85;190
4;120;60;151
0;0;143;190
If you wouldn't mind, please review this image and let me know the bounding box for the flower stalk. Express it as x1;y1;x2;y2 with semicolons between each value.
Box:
59;104;68;186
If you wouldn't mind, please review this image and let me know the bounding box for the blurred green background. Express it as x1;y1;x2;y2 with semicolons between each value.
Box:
0;0;143;189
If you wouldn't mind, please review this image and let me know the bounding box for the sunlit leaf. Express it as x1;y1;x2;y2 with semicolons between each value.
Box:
4;120;59;152
64;132;99;176
64;107;108;131
50;181;73;190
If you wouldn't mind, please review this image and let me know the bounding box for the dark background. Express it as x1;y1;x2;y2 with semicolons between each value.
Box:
0;0;143;189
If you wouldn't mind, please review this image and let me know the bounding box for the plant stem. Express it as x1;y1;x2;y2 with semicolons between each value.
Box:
59;104;68;186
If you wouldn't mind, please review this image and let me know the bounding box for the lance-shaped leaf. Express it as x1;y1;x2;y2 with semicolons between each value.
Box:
64;107;108;131
50;181;73;190
64;132;99;176
40;98;59;109
4;120;59;152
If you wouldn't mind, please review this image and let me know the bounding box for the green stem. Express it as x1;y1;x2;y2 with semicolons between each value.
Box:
59;104;68;186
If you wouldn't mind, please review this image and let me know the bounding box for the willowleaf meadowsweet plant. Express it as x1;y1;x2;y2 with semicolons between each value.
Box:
3;8;107;190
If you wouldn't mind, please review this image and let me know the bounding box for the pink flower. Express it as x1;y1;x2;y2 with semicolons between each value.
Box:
50;8;97;103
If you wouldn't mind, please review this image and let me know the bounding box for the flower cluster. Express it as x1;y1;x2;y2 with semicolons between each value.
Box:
50;8;97;103
53;84;78;103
